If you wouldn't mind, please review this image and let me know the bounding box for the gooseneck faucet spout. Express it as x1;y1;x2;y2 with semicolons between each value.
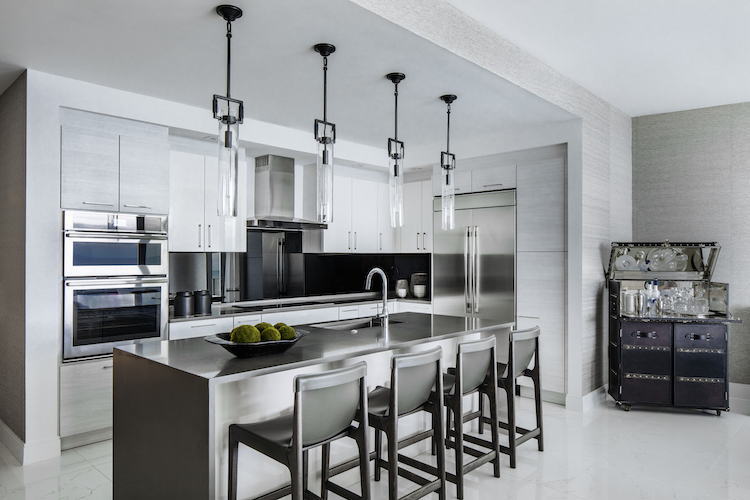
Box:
365;267;389;324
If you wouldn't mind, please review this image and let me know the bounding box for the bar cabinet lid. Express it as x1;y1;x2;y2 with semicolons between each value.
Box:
607;240;720;281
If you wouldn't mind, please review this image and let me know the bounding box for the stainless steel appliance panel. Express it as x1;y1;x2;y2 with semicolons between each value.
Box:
63;277;168;360
262;232;287;298
433;209;472;317
473;205;515;322
64;232;168;277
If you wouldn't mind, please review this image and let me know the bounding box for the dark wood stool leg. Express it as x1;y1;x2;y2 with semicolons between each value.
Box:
477;392;484;434
374;429;382;481
506;380;517;469
487;390;501;478
433;401;446;500
453;396;465;500
387;420;399;500
321;443;330;500
533;370;544;452
228;426;239;500
290;451;304;500
356;423;371;500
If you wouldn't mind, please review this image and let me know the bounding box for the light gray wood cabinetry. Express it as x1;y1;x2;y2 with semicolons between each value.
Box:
168;151;247;252
59;358;113;438
61;126;119;210
119;136;170;214
471;163;516;192
400;180;432;253
60;120;170;214
515;155;566;395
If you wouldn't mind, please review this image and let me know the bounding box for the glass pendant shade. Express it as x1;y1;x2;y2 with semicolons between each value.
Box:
441;151;456;230
315;119;335;223
389;138;405;227
214;96;242;217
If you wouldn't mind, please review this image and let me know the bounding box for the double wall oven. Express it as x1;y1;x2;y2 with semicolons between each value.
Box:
63;211;169;360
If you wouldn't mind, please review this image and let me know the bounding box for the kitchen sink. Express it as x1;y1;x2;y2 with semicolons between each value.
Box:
310;318;402;330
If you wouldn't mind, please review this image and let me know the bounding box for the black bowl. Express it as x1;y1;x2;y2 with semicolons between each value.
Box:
205;330;309;358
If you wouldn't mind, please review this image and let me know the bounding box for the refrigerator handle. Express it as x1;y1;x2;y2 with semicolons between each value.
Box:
473;225;479;313
280;239;286;293
465;226;472;313
276;240;282;294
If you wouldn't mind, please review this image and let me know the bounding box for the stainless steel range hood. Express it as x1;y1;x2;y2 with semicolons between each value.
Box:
249;154;327;230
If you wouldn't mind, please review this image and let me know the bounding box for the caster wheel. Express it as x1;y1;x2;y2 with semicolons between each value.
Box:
716;410;722;417
622;405;631;412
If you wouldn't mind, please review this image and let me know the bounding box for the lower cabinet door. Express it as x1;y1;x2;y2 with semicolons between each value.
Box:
674;323;727;408
169;317;234;340
60;359;114;437
620;321;672;405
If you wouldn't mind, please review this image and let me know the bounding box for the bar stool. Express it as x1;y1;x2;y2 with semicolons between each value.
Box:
367;346;446;500
479;325;544;468
442;336;500;499
228;362;370;500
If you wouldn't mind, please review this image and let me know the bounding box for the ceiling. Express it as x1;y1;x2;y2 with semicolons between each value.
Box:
0;0;575;167
445;0;750;117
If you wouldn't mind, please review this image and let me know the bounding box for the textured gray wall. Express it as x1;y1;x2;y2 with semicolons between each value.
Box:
0;73;26;440
633;103;750;384
351;0;632;396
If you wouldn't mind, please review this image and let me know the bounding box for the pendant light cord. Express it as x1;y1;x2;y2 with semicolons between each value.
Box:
225;21;232;98
394;81;399;142
446;103;451;154
322;56;328;123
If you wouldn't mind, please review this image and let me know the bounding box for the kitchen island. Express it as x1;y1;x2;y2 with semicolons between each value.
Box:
113;312;513;500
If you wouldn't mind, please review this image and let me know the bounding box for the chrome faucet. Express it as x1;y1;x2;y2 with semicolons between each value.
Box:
365;267;389;325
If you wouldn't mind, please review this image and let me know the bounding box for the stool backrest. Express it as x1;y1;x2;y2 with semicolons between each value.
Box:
456;336;496;395
294;361;367;447
391;346;443;416
511;326;540;379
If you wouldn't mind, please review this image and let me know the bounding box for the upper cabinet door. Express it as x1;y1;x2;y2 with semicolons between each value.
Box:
168;151;205;252
420;180;433;253
400;181;423;253
119;136;170;215
61;126;119;211
376;183;395;253
517;157;565;252
471;163;516;192
351;178;378;253
323;175;353;253
203;156;248;253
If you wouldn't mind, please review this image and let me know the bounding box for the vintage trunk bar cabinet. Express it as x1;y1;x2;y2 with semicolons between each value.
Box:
607;241;741;414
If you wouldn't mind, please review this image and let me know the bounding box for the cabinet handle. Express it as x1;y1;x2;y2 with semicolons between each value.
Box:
102;365;113;369
417;233;420;250
483;183;504;188
208;225;212;248
82;201;114;206
198;224;202;248
687;333;710;341
379;233;382;251
348;231;351;250
123;205;151;209
633;331;657;339
423;232;427;250
191;323;216;328
354;231;357;250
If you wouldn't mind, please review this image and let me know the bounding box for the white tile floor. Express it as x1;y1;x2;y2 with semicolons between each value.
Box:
2;398;749;499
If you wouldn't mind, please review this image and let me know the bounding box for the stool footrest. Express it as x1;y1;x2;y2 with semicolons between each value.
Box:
397;429;434;450
325;480;365;500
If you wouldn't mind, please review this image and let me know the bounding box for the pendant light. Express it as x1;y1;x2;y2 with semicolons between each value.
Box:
213;5;244;217
313;43;336;224
440;94;457;230
386;72;406;227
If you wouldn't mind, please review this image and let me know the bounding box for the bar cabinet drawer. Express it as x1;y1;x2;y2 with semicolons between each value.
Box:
621;321;672;348
674;377;725;408
674;323;726;349
621;374;671;405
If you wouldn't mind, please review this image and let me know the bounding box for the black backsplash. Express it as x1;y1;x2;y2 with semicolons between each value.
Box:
304;254;430;297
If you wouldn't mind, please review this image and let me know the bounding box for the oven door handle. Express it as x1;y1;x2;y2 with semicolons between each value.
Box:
65;277;168;286
65;231;167;240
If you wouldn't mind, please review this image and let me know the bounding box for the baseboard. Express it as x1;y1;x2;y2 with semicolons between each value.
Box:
0;418;60;465
565;385;607;413
517;385;566;406
729;382;750;415
61;427;113;450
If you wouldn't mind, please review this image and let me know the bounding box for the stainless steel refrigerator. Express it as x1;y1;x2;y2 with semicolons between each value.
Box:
244;230;305;300
432;191;515;322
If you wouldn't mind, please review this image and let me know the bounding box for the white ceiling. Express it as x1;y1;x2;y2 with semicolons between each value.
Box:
0;0;574;166
444;0;750;117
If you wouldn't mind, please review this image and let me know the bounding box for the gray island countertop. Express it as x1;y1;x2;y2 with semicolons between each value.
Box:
118;312;513;383
113;312;514;500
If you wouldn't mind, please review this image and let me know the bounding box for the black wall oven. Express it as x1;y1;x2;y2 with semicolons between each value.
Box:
63;211;169;360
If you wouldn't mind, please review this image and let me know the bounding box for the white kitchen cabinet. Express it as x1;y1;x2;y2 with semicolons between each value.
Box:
397;301;433;314
169;317;234;340
119;136;170;215
233;314;263;327
400;180;432;253
61;125;170;214
471;163;516;192
323;176;377;253
59;358;113;438
338;305;360;320
168;151;247;252
376;183;396;252
262;307;338;327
